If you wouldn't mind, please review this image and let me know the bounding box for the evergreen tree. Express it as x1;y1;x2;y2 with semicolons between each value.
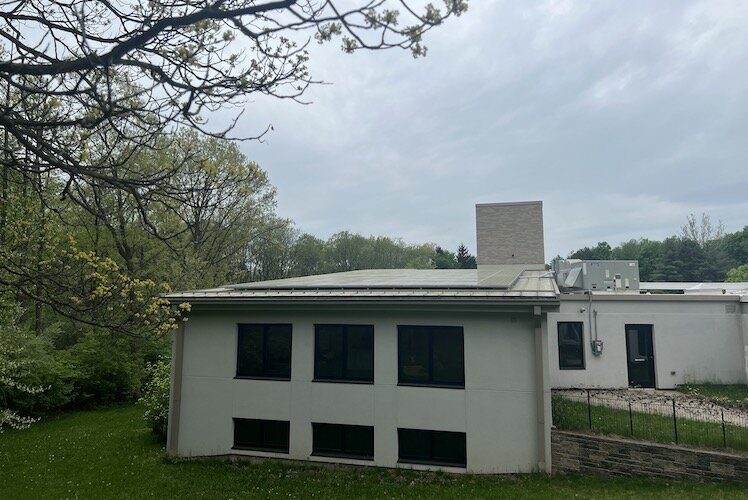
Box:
456;243;477;269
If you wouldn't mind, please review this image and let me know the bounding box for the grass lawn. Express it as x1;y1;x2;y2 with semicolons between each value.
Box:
677;384;748;408
552;396;748;452
1;405;747;499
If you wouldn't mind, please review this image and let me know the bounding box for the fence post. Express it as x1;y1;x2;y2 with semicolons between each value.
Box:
587;389;592;430
672;399;678;444
722;410;727;448
628;401;633;436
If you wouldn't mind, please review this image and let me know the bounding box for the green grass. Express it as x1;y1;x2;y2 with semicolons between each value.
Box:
552;396;748;452
1;405;747;499
677;384;748;408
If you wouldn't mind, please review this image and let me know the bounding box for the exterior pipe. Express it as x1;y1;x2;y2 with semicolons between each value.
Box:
587;291;594;340
593;309;599;342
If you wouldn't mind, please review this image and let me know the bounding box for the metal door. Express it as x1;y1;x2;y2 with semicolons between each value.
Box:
625;324;655;388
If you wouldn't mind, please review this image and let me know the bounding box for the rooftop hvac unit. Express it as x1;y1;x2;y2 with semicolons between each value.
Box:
552;258;640;292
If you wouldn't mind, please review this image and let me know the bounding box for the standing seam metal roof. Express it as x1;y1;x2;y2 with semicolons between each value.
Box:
165;269;559;302
223;267;531;290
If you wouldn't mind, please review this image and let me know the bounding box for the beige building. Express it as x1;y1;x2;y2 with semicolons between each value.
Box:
165;269;558;473
166;199;748;472
549;290;748;390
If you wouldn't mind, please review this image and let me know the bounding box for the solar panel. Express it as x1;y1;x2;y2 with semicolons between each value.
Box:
225;266;529;290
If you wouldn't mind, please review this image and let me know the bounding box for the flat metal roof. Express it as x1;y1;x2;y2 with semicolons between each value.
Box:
166;269;559;303
224;266;532;290
641;282;748;295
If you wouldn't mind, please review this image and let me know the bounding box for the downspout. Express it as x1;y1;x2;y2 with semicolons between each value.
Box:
167;322;185;457
741;301;748;384
533;305;551;473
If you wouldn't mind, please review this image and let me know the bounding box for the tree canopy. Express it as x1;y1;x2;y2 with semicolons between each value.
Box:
0;1;472;430
566;218;748;282
726;264;748;282
0;0;468;217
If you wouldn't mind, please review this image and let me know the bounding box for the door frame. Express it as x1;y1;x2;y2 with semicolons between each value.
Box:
624;324;656;388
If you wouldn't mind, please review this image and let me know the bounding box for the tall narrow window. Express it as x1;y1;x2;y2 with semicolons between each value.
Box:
312;423;374;460
314;325;374;383
233;418;289;453
398;428;466;467
398;326;464;388
558;322;585;370
237;324;292;379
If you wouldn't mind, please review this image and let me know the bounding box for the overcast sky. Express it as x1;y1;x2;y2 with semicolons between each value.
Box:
233;0;748;258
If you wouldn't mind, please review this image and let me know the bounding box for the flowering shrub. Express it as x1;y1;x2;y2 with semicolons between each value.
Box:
139;358;171;441
0;301;46;431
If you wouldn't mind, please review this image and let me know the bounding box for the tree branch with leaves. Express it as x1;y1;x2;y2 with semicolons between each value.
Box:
1;0;468;214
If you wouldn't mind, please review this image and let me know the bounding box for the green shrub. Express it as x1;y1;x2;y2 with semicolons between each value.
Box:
3;334;77;417
67;333;144;407
139;357;171;441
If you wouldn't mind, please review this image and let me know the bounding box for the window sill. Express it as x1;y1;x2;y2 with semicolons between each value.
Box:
232;445;289;454
312;378;374;385
397;382;465;390
398;458;466;468
234;376;292;381
311;452;374;461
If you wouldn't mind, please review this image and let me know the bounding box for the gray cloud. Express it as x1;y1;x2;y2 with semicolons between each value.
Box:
232;0;748;258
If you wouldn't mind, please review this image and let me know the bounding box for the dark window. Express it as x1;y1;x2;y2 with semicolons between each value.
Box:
237;324;292;379
398;428;466;467
558;322;585;370
233;418;289;453
312;423;374;460
314;325;374;382
398;326;464;388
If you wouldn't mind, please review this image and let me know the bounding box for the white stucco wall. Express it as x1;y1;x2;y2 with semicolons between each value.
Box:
549;296;747;389
172;306;547;474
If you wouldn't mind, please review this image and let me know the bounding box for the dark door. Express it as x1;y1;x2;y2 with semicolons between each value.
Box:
625;324;655;388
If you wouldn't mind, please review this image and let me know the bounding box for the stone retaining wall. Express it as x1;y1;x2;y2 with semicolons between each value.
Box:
552;430;748;482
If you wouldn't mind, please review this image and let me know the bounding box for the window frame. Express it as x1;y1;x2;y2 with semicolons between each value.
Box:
235;323;293;380
397;428;467;468
232;418;290;453
311;422;375;460
557;321;585;370
397;325;465;389
313;324;374;384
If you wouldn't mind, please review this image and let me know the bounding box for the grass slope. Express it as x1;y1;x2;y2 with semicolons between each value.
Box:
1;405;747;499
677;384;748;408
552;396;748;452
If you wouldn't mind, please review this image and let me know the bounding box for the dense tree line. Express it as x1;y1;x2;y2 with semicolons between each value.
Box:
0;128;476;428
566;215;748;282
245;231;477;282
0;0;471;430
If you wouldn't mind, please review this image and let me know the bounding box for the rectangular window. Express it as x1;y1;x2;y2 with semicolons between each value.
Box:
398;326;464;388
314;325;374;382
398;428;466;467
312;423;374;460
233;418;290;453
237;324;292;379
558;322;585;370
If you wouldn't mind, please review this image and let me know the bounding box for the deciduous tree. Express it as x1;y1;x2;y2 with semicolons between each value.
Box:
0;0;468;217
726;264;748;282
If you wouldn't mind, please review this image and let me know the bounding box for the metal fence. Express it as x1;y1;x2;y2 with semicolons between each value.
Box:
552;390;748;452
